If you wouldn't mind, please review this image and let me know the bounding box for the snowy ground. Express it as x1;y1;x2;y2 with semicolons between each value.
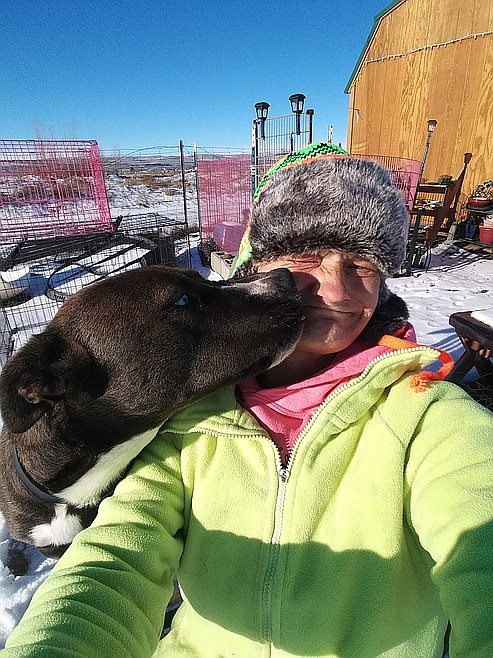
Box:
388;240;492;360
0;234;492;647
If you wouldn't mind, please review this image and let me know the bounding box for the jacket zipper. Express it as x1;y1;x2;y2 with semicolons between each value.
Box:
261;444;291;642
166;346;439;644
257;345;439;643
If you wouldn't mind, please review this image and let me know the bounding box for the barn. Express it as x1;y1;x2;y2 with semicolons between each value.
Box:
345;0;492;198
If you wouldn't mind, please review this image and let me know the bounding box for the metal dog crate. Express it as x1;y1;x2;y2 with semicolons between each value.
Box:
0;141;193;361
0;139;113;242
116;213;191;267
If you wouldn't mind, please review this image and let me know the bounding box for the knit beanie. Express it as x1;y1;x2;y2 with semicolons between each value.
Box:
232;142;410;342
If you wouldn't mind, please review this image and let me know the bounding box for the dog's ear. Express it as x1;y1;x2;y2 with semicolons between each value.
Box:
0;331;97;433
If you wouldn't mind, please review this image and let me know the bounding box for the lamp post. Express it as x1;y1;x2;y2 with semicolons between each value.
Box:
289;93;306;135
254;101;270;140
306;108;314;143
419;119;437;181
408;119;438;230
253;101;270;195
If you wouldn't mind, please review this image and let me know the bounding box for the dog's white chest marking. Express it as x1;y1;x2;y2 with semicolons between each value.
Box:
58;426;160;507
30;504;84;548
30;426;160;548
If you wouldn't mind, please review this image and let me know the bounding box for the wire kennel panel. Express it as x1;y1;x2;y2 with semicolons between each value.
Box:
0;232;159;355
0;139;113;243
0;211;192;359
358;155;421;209
117;212;192;268
196;154;252;250
252;112;313;193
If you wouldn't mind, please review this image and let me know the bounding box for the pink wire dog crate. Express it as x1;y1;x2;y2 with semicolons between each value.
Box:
196;152;421;258
197;154;252;253
0;139;113;242
357;155;421;210
0;141;160;362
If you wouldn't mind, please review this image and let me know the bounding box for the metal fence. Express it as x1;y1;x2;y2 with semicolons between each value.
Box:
357;154;421;209
0;139;423;363
195;112;315;254
252;112;314;193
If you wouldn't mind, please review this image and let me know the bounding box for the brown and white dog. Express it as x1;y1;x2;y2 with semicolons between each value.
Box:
0;266;303;558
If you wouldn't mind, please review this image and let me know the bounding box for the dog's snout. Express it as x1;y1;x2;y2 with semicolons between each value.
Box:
257;267;294;285
239;268;298;295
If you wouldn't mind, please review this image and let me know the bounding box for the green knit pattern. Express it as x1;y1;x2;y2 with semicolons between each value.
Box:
230;142;348;275
253;142;348;200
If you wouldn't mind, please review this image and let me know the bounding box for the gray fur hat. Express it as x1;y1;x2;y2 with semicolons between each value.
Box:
233;145;410;341
248;156;408;277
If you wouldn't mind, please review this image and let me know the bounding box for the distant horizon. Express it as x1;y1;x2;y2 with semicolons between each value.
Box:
6;121;348;155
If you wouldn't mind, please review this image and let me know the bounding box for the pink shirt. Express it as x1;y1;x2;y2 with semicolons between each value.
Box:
239;339;394;465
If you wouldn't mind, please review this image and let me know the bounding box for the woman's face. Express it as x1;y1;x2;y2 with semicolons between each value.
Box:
257;250;381;358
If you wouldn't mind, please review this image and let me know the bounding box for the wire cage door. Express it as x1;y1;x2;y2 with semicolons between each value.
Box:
0;139;113;243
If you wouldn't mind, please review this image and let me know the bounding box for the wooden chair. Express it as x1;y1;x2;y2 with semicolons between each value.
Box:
446;311;493;384
411;153;473;243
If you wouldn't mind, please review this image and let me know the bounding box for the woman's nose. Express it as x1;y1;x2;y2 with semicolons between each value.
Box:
315;268;350;302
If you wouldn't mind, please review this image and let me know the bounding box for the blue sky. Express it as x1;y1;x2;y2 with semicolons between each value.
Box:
1;0;386;153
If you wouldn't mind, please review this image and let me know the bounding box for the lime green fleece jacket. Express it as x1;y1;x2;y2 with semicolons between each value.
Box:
3;346;493;658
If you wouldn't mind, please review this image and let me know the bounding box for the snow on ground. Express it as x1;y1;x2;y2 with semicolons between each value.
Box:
388;240;492;362
105;173;199;227
0;236;491;647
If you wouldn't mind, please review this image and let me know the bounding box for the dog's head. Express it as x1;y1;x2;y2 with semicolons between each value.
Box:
0;266;303;440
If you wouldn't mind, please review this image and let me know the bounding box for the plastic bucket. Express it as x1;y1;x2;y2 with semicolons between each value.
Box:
479;226;493;244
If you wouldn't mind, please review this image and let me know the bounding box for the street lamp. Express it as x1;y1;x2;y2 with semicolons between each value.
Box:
254;101;270;140
427;119;437;134
306;108;314;143
418;119;438;181
289;93;306;135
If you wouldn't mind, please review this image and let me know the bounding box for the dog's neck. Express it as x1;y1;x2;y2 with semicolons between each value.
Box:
11;423;162;509
12;444;64;505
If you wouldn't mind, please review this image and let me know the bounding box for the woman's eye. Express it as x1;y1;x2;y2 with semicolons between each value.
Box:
173;294;189;307
347;264;378;277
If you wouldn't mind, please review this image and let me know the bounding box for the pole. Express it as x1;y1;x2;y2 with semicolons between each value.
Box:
410;124;436;210
252;122;259;198
179;140;189;228
295;112;301;136
179;140;191;267
193;141;202;238
418;130;433;181
306;109;314;144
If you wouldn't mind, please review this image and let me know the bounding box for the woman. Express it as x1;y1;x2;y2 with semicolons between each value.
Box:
3;144;493;657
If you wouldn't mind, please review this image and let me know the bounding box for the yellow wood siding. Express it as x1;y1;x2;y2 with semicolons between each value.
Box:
347;0;493;199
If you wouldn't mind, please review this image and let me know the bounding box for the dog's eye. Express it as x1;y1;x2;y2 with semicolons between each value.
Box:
173;294;190;307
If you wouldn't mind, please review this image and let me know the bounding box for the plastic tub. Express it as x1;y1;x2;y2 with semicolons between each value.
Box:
479;226;493;244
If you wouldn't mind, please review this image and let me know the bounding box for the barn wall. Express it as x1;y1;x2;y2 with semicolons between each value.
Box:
347;0;493;198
